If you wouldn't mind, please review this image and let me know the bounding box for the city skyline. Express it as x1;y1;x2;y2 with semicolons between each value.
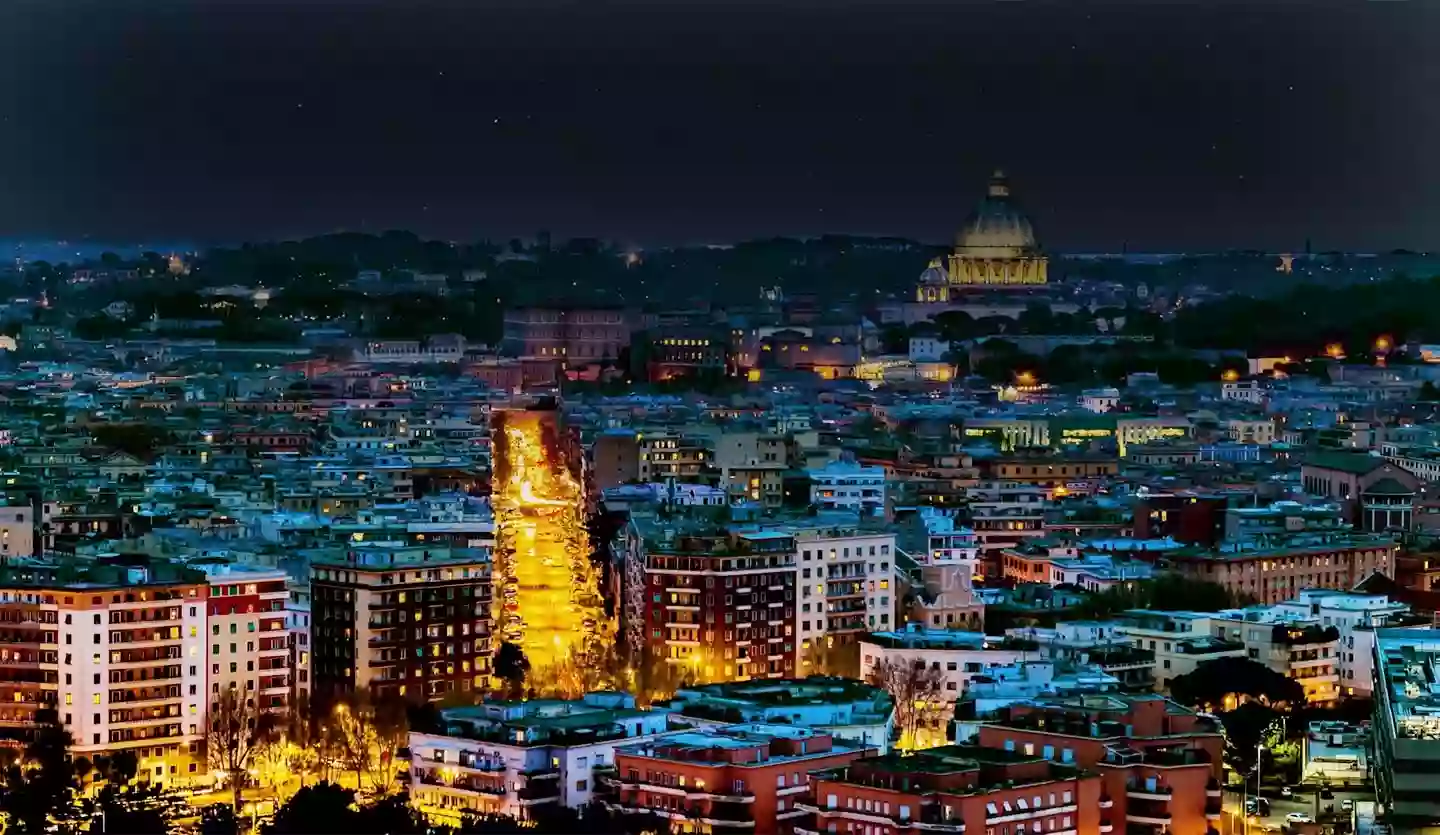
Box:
3;1;1439;250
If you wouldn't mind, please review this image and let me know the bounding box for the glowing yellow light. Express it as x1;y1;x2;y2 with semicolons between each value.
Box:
1221;369;1240;382
1375;335;1393;352
1015;371;1037;386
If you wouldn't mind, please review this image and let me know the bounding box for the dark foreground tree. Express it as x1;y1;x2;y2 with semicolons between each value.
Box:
96;784;171;835
0;711;77;834
200;802;240;835
264;781;358;835
1169;656;1305;712
494;641;530;699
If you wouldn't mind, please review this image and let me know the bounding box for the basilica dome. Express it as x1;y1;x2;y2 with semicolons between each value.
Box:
955;170;1039;258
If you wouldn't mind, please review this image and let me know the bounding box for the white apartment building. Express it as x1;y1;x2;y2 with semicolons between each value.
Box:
1116;610;1246;693
193;562;293;715
858;626;1030;704
0;562;211;787
790;525;897;671
409;693;673;824
807;461;886;516
1272;589;1420;698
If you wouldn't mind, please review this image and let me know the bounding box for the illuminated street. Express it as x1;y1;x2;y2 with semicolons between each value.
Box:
492;409;611;692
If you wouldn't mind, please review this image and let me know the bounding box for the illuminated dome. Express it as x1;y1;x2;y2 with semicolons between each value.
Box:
955;170;1039;258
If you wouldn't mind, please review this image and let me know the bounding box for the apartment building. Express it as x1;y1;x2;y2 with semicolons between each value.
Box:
1371;628;1440;831
1167;534;1398;605
193;562;292;714
1208;610;1342;706
1116;611;1246;693
790;524;896;673
896;507;986;633
638;432;715;484
0;503;34;558
1275;589;1421;698
0;560;208;786
978;694;1224;835
806;461;886;516
641;529;798;683
409;692;672;824
715;431;789;508
859;626;1031;705
1007;622;1156;693
285;575;311;711
968;499;1046;579
311;544;493;704
663;677;895;755
592;429;642;490
610;724;874;834
795;744;1101;835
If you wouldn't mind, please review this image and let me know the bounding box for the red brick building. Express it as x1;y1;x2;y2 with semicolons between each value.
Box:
796;745;1102;835
611;724;874;834
1132;495;1228;547
976;694;1223;835
643;530;798;683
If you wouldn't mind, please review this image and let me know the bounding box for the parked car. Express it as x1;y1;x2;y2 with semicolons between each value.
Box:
1286;812;1315;824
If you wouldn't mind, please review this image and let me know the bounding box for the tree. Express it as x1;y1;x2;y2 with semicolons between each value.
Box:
72;755;93;789
494;641;530;699
326;688;406;794
1169;656;1306;713
263;781;358;835
201;802;240;835
0;711;77;834
1421;381;1440;402
353;791;427;834
96;784;170;834
91;424;174;461
208;687;280;812
866;658;947;751
110;749;139;784
284;690;321;786
1071;575;1245;620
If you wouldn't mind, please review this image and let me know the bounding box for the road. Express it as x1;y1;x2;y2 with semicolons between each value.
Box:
493;412;607;679
1223;787;1371;831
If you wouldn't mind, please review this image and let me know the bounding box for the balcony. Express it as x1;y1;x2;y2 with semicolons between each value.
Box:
911;814;965;833
686;788;756;803
1205;780;1221;798
1125;813;1172;826
516;782;560;805
1125;786;1172;802
1098;796;1114;809
415;770;506;796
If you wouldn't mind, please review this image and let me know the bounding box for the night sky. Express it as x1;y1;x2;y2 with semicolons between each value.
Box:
2;0;1438;250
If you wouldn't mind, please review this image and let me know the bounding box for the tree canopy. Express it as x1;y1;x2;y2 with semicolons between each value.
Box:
1169;656;1306;712
1071;575;1247;620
